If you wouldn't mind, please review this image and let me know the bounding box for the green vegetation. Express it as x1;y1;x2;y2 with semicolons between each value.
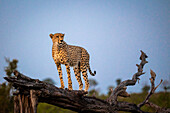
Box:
0;58;18;113
37;103;76;113
0;58;169;113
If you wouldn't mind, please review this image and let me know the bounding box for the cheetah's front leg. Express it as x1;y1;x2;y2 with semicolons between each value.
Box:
56;63;64;89
65;64;73;90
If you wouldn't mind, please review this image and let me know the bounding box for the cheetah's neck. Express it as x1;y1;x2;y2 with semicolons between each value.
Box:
52;41;67;53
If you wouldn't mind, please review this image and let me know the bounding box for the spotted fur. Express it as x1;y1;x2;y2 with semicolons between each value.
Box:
50;33;96;91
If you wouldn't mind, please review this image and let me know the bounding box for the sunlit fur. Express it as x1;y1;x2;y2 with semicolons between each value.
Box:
50;33;96;91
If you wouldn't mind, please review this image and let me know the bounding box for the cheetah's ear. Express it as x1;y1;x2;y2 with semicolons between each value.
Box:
49;34;53;38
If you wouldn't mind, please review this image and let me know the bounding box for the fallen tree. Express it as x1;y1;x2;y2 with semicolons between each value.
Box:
4;50;170;113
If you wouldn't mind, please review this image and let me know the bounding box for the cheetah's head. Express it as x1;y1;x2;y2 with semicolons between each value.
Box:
49;33;65;44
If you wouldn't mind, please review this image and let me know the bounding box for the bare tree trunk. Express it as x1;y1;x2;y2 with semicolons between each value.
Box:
13;92;37;113
4;50;170;113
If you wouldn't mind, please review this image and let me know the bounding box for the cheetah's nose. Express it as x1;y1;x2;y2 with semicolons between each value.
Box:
60;40;63;42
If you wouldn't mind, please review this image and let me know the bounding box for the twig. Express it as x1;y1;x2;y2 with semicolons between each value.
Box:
146;102;170;113
138;70;163;108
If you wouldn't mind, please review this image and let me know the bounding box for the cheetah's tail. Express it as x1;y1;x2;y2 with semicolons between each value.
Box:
88;65;96;76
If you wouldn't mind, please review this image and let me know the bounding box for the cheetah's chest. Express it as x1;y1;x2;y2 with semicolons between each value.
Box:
53;49;68;64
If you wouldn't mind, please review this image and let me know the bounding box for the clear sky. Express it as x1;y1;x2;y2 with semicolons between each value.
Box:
0;0;169;94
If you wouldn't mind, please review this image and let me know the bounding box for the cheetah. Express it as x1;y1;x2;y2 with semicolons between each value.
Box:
49;33;96;92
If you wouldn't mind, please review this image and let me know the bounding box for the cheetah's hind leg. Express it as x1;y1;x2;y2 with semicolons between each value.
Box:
81;65;89;92
74;66;83;90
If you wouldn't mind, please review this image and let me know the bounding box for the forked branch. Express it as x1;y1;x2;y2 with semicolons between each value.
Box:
138;69;163;108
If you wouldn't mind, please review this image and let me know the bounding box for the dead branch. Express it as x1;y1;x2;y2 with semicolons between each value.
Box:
4;70;144;113
4;50;170;113
108;50;148;104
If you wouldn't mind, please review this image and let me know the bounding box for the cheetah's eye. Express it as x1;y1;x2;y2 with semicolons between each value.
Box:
61;36;64;38
56;36;59;38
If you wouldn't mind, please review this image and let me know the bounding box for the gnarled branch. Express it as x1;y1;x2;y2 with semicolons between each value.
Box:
4;50;170;113
107;50;148;104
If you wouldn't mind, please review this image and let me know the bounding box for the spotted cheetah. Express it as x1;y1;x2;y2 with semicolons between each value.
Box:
49;33;96;92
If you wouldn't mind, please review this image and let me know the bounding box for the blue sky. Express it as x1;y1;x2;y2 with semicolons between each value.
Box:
0;0;169;94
